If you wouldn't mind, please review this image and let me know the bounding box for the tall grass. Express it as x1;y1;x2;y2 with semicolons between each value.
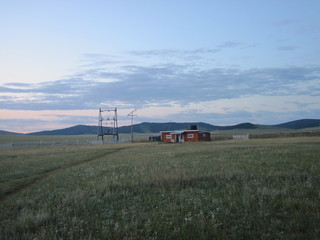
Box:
0;133;152;144
1;138;320;239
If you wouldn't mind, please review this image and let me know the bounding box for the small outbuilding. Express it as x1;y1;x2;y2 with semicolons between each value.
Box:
149;135;161;142
160;130;211;143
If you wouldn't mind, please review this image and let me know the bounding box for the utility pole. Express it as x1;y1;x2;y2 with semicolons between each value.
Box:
127;109;137;142
98;108;104;140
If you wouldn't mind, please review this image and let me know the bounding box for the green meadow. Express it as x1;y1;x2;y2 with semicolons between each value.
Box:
0;133;151;145
1;137;320;239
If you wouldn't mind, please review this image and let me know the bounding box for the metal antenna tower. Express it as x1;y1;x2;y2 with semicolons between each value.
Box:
97;107;119;142
127;109;137;142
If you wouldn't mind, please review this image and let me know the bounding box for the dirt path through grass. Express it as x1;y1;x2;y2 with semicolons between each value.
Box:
1;138;320;239
0;147;127;202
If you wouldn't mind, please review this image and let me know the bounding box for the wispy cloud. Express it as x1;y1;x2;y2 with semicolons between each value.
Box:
217;41;242;49
1;49;319;132
277;45;298;51
128;48;221;57
1;61;319;110
275;19;298;26
128;42;248;60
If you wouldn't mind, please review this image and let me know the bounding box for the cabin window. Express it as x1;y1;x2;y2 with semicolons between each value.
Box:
187;134;194;138
202;133;207;137
166;135;171;139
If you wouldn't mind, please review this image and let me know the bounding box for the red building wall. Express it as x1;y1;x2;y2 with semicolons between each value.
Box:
183;131;199;142
161;132;172;143
161;131;210;143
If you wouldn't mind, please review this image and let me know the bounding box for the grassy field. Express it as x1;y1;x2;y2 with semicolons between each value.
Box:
0;133;153;145
1;137;320;239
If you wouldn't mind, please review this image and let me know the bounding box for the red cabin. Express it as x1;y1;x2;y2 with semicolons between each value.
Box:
161;130;210;143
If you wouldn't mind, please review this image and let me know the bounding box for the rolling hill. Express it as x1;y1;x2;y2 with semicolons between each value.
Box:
23;119;320;135
24;125;98;136
1;119;319;135
275;119;320;129
0;130;22;135
27;122;219;135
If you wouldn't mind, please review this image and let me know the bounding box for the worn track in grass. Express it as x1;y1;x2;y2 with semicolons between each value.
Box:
0;147;127;202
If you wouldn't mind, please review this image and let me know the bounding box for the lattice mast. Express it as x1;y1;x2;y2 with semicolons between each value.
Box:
97;108;119;142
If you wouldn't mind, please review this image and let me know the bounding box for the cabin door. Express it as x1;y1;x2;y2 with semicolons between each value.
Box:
180;133;184;142
176;134;184;143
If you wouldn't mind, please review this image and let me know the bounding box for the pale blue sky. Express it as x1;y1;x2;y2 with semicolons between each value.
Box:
1;0;319;132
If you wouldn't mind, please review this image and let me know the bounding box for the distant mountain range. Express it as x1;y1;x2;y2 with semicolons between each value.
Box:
1;119;319;136
0;130;22;135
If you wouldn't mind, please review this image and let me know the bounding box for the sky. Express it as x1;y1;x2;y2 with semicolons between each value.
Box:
1;0;320;133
